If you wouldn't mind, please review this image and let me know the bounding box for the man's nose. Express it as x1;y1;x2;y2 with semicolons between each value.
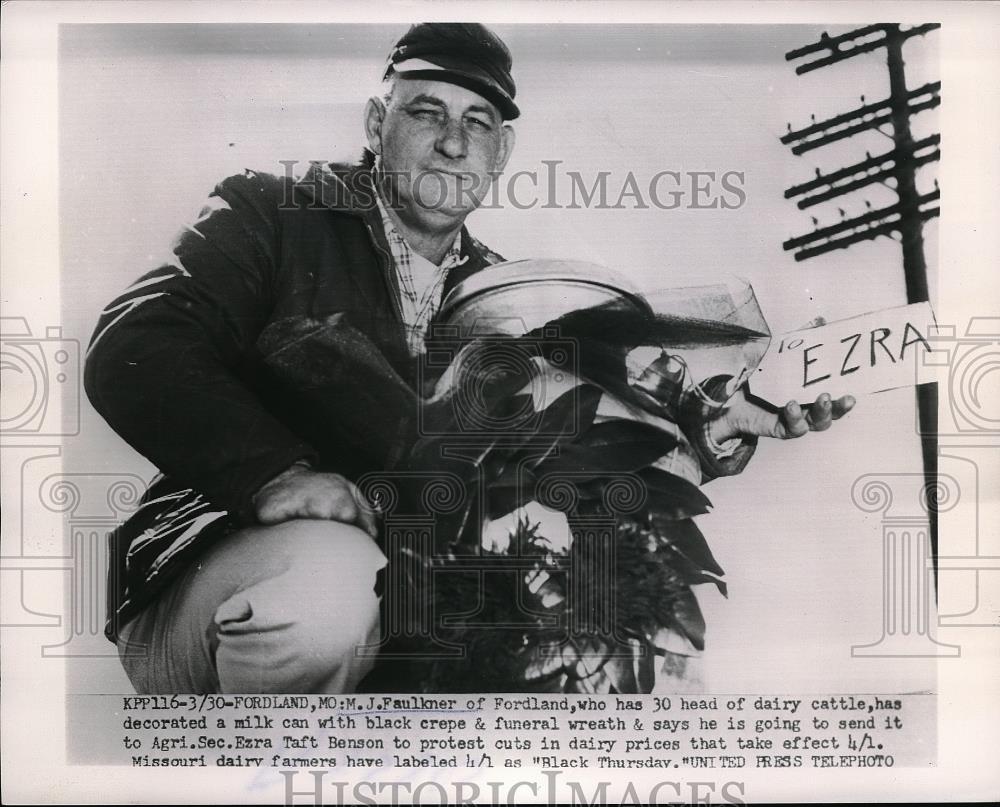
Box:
435;120;468;159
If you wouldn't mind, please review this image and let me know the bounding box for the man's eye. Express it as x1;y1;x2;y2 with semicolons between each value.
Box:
465;117;493;131
411;108;442;120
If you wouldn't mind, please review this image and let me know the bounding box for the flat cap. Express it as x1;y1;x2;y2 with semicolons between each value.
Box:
383;22;519;120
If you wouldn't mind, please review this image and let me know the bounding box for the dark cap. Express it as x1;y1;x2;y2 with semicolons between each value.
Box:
383;22;519;120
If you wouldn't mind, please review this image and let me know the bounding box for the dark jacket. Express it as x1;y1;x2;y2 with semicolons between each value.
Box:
86;159;505;636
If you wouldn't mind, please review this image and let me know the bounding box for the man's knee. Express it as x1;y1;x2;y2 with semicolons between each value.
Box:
212;519;385;692
198;518;386;594
213;518;386;641
254;518;387;574
124;518;387;693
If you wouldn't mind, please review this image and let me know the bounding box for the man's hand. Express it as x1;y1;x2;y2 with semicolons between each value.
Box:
253;462;378;536
708;388;856;444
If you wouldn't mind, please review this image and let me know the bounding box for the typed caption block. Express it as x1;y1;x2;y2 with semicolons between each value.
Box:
69;692;934;771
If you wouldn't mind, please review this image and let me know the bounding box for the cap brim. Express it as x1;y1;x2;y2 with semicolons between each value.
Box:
391;58;519;120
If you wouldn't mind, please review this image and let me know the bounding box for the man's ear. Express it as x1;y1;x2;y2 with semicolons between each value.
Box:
364;97;386;155
494;124;516;173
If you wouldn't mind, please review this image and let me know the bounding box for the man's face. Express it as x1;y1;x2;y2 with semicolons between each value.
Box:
365;78;515;233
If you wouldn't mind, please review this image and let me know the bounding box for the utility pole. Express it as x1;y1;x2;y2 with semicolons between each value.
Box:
781;24;941;573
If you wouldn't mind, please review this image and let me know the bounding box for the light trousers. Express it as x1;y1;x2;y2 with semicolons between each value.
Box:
117;519;387;694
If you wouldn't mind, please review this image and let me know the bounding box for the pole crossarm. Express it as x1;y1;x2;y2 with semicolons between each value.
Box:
780;82;940;155
782;189;939;261
785;23;940;74
786;134;940;208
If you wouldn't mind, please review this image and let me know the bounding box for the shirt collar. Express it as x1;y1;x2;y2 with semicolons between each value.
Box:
374;191;465;270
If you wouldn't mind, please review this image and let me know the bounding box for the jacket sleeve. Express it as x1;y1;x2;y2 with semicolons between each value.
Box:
84;170;318;521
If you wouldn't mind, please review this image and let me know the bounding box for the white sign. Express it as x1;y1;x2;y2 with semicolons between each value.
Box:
752;302;936;402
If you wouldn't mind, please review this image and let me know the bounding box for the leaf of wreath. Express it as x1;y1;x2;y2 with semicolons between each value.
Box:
647;516;726;578
635;467;713;518
604;648;640;694
533;434;678;482
636;638;658;693
670;589;707;651
531;300;769;351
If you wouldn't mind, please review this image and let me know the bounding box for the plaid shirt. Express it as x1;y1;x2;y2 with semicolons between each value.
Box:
376;194;467;355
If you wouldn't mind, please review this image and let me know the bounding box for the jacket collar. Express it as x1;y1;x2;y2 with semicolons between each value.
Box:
293;157;380;216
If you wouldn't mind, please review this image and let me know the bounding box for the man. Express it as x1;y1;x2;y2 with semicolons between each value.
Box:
86;22;852;694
